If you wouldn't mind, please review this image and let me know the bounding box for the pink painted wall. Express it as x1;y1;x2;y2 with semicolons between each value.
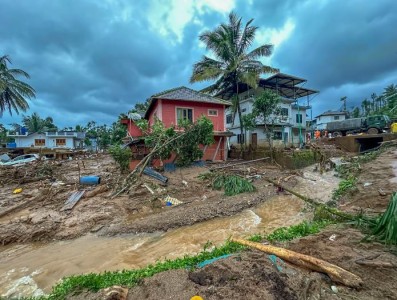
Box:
120;119;143;137
157;99;226;131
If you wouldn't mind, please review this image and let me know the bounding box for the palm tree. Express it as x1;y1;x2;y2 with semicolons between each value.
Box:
0;55;35;116
190;12;278;146
384;84;397;109
22;112;44;132
362;99;370;116
370;93;377;112
22;112;56;133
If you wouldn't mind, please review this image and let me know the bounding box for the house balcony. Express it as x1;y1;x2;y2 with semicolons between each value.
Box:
46;132;86;139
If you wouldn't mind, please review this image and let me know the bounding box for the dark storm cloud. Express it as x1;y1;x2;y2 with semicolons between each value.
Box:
1;0;397;128
0;0;209;127
239;0;397;114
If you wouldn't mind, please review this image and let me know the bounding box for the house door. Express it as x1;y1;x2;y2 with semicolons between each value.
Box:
251;133;257;149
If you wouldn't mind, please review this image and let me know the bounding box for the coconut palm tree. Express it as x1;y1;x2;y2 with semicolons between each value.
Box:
190;12;278;146
0;55;35;116
22;112;57;133
384;84;397;109
362;99;370;116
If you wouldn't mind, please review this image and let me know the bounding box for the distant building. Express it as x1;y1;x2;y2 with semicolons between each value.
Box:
220;73;318;147
7;131;86;149
314;111;349;130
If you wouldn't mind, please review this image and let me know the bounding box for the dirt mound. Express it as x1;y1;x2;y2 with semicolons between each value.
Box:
126;251;306;300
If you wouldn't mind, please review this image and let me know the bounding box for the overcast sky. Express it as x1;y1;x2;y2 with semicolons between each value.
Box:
1;0;397;128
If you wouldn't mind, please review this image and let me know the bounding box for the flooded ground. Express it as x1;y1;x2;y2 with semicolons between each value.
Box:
0;194;307;297
0;161;340;298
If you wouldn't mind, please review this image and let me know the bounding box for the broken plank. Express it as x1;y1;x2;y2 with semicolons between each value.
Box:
61;190;85;211
210;157;270;171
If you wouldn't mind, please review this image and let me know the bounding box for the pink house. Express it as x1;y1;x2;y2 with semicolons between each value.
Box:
123;86;232;167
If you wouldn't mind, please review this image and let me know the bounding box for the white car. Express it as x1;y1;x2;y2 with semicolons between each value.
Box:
0;154;40;166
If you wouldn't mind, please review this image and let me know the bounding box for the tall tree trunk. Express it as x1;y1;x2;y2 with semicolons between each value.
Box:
236;82;245;154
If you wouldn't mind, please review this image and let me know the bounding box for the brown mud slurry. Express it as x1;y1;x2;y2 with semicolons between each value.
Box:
70;149;397;300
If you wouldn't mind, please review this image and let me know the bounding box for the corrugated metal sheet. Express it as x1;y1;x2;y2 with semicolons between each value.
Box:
61;190;85;211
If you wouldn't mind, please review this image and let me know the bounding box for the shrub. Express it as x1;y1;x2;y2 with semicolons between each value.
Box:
109;145;132;172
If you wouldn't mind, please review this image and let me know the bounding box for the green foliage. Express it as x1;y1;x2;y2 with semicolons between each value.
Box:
36;239;246;299
251;90;281;148
22;112;57;133
371;193;397;244
241;113;256;132
0;55;35;115
332;177;357;200
252;90;281;122
137;116;214;167
266;220;331;242
190;12;278;144
333;147;388;200
109;145;132;172
199;172;255;196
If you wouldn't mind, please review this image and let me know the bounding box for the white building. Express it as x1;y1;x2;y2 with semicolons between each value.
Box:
7;131;85;149
223;73;318;148
314;111;348;130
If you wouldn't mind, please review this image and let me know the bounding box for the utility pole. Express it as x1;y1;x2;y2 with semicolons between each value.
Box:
340;96;347;112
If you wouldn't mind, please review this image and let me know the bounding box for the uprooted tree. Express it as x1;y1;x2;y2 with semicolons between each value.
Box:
136;115;214;167
111;116;215;197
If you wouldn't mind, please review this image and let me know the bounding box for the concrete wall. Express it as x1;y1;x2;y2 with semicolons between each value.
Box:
159;99;226;131
14;133;75;148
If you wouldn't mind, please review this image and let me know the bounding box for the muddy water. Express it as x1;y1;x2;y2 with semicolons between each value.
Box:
0;167;340;298
0;194;306;298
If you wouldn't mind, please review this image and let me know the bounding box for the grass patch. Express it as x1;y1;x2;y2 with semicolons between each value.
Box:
31;240;246;299
265;220;332;242
332;177;358;200
332;146;390;201
199;172;255;196
25;219;335;299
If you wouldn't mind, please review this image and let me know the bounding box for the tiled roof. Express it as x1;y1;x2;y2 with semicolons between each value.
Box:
150;86;230;106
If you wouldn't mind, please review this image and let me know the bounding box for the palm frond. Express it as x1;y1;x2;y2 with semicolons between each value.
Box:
246;44;274;60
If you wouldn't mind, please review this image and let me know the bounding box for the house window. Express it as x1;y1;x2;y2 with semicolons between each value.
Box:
280;108;289;116
273;131;283;140
208;109;218;116
34;139;45;146
56;138;66;146
226;114;233;124
296;114;303;124
334;116;340;120
241;108;247;113
237;133;245;144
176;108;193;123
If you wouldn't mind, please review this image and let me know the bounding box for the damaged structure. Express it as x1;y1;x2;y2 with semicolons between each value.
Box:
122;86;233;169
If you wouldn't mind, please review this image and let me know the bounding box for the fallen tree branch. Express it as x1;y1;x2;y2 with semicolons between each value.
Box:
265;178;354;221
355;259;397;268
210;157;269;171
231;238;363;288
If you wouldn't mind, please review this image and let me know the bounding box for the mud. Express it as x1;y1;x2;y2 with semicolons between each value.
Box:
339;149;397;213
0;157;289;245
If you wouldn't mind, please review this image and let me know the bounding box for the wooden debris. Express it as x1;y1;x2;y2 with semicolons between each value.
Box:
210;157;269;171
231;238;363;288
84;185;109;198
265;178;354;221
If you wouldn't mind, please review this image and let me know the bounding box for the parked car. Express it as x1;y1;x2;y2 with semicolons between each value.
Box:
0;154;39;166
